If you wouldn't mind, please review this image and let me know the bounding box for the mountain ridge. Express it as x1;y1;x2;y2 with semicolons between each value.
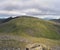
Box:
51;19;60;23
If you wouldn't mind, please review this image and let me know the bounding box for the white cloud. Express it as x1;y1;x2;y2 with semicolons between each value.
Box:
23;8;42;13
0;10;26;16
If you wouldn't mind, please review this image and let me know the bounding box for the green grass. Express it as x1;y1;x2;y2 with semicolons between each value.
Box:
0;17;60;40
0;16;60;49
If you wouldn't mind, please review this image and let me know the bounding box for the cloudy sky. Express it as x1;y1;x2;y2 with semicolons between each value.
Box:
0;0;60;19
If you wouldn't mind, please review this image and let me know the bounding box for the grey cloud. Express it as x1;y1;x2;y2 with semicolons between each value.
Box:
0;0;60;18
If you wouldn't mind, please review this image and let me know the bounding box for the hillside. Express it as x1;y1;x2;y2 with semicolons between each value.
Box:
0;16;60;50
0;19;5;24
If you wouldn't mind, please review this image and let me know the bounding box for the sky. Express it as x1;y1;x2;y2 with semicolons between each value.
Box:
0;0;60;19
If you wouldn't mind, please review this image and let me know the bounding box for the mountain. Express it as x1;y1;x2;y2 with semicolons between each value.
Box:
0;16;60;50
0;19;5;24
51;19;60;23
0;17;16;24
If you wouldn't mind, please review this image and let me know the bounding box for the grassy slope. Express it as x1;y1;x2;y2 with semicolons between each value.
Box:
0;16;60;49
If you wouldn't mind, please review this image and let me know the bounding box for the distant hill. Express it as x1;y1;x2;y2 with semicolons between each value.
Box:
0;16;60;50
0;17;15;24
0;19;5;24
51;19;60;23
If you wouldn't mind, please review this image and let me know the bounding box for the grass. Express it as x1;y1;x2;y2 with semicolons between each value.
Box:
0;17;60;40
0;16;60;49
